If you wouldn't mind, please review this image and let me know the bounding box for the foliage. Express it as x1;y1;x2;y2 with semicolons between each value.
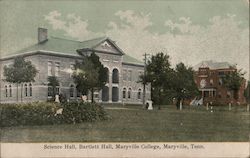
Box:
222;69;245;100
3;57;38;102
73;53;108;102
171;62;199;109
244;81;250;103
61;102;108;123
3;57;38;84
0;102;108;127
47;76;59;99
144;52;172;109
142;53;199;109
0;102;59;127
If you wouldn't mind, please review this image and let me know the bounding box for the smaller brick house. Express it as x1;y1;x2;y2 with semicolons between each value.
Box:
193;60;246;105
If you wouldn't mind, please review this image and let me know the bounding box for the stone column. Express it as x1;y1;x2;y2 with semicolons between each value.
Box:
108;71;112;103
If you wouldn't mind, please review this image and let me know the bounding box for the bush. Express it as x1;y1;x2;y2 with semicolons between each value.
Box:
60;102;108;124
0;102;108;127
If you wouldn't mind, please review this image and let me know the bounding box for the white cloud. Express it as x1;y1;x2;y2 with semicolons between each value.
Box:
44;10;101;40
44;10;249;79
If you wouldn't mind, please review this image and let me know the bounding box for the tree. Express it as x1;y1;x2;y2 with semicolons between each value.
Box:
244;81;250;103
73;53;108;102
3;57;38;102
47;76;59;99
144;52;172;109
222;69;245;100
171;62;199;109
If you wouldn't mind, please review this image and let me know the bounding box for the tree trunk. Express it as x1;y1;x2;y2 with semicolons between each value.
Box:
16;83;19;102
233;90;238;100
158;88;161;110
21;83;23;102
176;98;181;109
91;88;94;103
143;83;146;107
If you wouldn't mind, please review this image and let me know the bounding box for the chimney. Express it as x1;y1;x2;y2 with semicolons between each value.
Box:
38;28;48;43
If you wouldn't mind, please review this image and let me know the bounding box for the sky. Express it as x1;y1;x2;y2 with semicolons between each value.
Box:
0;0;249;78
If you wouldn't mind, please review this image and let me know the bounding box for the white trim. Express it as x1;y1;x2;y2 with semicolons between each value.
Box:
103;59;110;62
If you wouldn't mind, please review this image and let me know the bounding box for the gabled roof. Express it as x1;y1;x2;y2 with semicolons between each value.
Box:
1;36;142;66
194;60;234;70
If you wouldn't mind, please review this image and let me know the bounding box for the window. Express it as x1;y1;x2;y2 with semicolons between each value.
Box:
55;62;60;77
137;89;142;99
48;61;52;76
128;88;132;99
5;85;8;97
219;78;223;85
9;85;12;97
94;93;99;99
56;87;60;95
123;69;127;81
227;91;231;98
48;86;53;97
122;88;127;99
77;90;81;97
24;84;28;97
70;64;75;78
112;68;119;83
29;83;32;96
138;71;143;80
128;70;132;81
218;71;225;76
70;85;74;98
210;79;213;86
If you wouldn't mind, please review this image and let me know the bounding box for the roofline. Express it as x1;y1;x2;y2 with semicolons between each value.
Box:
91;37;125;55
122;62;144;67
0;50;81;61
76;48;123;56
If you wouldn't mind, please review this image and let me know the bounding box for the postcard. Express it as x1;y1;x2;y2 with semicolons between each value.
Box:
0;0;249;157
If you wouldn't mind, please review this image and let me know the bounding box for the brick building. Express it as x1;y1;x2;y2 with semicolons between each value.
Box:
193;61;246;105
0;28;151;104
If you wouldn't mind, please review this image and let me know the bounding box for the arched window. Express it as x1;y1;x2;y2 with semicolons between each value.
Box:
112;68;119;83
70;85;74;98
9;85;12;97
122;88;127;99
128;88;132;99
24;84;28;97
137;89;142;99
104;67;109;82
29;83;32;96
48;86;53;97
5;85;8;97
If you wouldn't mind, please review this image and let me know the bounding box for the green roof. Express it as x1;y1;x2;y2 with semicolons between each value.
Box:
123;54;143;65
3;36;143;66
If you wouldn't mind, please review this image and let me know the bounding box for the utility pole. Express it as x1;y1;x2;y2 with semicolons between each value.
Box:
143;53;150;108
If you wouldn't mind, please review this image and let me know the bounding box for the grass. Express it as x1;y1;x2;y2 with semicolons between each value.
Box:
0;104;249;142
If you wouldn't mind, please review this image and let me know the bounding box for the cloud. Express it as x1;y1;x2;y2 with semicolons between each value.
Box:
44;10;101;40
44;10;249;79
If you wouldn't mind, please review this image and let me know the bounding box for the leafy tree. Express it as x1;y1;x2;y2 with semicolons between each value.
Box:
47;76;59;99
73;53;108;102
222;69;245;100
144;52;172;109
171;62;199;109
3;57;38;102
244;81;250;103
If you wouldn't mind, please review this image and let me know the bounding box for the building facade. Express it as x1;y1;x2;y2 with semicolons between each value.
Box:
193;61;246;105
0;28;151;104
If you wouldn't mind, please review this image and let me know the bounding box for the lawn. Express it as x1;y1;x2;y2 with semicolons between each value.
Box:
0;104;249;142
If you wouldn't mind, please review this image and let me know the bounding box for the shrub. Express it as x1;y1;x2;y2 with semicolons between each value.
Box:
60;102;109;124
0;101;108;127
